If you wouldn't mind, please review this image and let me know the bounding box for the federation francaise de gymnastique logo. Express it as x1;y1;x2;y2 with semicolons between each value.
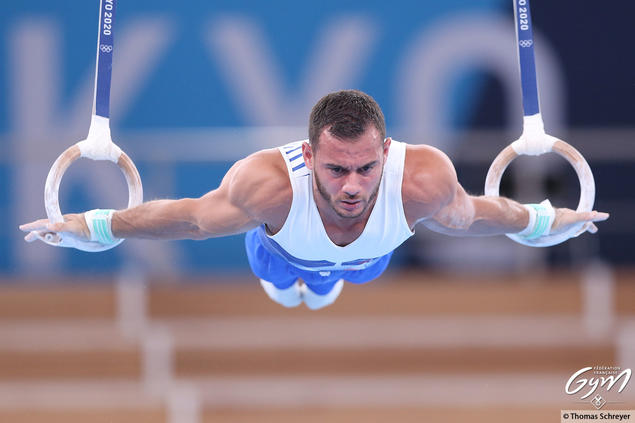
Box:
565;366;632;410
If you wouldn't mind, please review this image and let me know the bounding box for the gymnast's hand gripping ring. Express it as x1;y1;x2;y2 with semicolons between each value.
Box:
44;116;143;252
42;0;143;252
484;0;595;247
484;120;595;247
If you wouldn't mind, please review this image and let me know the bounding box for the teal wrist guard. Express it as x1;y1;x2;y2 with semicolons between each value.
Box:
516;200;556;240
84;209;120;245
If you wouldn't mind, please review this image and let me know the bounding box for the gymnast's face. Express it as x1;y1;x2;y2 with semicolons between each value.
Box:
303;126;390;220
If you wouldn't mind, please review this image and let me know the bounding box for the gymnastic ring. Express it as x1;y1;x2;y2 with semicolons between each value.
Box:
43;143;143;252
484;138;595;247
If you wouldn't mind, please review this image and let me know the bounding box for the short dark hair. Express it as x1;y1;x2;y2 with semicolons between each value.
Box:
308;90;385;150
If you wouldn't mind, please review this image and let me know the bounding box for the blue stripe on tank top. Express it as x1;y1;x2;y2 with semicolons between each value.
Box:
289;153;302;161
292;162;306;171
285;146;302;154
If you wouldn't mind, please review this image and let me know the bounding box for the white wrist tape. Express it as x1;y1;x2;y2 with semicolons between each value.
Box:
84;209;120;245
516;199;556;240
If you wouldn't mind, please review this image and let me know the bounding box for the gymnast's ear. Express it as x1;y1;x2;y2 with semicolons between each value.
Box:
302;141;314;170
383;137;391;161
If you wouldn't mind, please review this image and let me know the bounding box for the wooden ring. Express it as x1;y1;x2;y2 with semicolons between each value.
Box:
43;143;143;251
484;138;595;247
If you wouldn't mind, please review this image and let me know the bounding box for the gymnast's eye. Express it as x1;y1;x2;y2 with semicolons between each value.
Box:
358;164;372;174
328;166;346;176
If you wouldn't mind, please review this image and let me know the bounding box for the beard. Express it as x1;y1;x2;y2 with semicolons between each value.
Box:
313;170;382;219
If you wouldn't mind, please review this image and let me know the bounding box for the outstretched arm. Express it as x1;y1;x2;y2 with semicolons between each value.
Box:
423;184;532;237
110;155;262;240
20;149;291;243
403;145;608;237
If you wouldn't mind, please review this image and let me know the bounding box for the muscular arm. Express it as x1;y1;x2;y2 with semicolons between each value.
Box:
112;148;291;240
422;185;530;237
111;176;256;240
403;145;607;237
20;149;292;242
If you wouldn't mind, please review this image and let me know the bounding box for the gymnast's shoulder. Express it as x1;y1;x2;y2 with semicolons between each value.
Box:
401;143;458;222
224;147;293;224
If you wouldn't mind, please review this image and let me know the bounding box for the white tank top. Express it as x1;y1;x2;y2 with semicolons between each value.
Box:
257;139;414;272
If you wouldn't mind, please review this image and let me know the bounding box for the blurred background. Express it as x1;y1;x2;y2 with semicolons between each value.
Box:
1;0;633;422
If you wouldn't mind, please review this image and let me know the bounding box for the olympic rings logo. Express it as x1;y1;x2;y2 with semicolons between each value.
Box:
519;40;533;48
99;44;113;53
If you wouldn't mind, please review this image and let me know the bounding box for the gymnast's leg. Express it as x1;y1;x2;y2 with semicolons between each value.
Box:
302;251;395;310
245;228;303;307
302;279;344;310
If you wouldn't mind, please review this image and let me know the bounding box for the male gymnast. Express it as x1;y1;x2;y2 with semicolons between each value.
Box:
20;90;609;310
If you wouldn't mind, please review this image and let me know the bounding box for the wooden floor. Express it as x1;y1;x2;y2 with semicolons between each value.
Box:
0;407;566;423
0;270;633;422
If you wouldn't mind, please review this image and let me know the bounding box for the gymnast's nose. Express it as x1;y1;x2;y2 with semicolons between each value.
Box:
342;174;361;198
